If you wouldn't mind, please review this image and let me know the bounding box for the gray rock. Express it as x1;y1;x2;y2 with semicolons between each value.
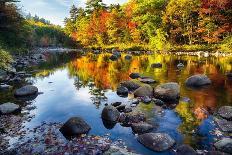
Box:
139;78;156;84
111;102;122;107
120;80;141;91
185;74;211;87
154;82;180;102
137;133;175;152
151;63;162;68
134;84;153;97
141;96;152;103
117;86;128;97
129;73;140;79
104;145;139;155
102;106;120;122
218;106;232;120
175;145;197;155
119;113;146;126
14;85;38;96
60;117;91;137
124;107;132;113
131;122;154;134
0;103;20;114
0;70;7;82
214;138;232;154
214;118;232;132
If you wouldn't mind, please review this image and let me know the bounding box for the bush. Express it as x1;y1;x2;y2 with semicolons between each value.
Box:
0;49;13;70
219;36;232;53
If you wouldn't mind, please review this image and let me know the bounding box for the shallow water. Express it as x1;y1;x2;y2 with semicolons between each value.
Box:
1;52;232;154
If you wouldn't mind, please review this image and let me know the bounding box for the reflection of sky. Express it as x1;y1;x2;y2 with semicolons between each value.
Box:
19;0;127;26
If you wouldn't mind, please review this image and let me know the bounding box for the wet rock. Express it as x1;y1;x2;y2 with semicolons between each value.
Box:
185;74;211;87
102;106;120;122
131;122;154;134
214;118;232;132
124;107;132;113
125;55;132;60
102;119;117;129
206;151;229;155
14;85;38;96
129;73;140;79
175;145;197;155
117;86;128;97
139;77;156;84
154;82;180;102
0;84;12;90
120;80;142;91
134;84;153;97
111;102;122;107
141;96;152;103
119;113;146;127
214;138;232;154
153;98;165;106
0;103;20;114
116;105;126;112
60;117;91;137
137;133;175;152
177;63;185;69
218;106;232;120
151;63;162;68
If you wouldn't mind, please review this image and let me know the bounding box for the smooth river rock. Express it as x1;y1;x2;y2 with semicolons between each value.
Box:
116;86;128;97
129;73;140;79
137;133;175;152
60;117;91;137
131;122;154;134
101;106;120;123
134;84;153;97
214;138;232;154
14;85;38;96
0;103;20;114
185;74;211;87
218;106;232;120
154;82;180;102
120;80;142;91
175;145;197;155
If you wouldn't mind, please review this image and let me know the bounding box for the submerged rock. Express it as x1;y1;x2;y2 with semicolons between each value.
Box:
214;138;232;154
137;133;175;152
131;122;154;134
154;82;180;102
60;117;91;137
218;106;232;120
14;85;38;96
129;73;140;79
120;80;142;91
185;74;211;87
134;84;153;97
116;86;128;97
175;145;197;155
151;63;162;68
0;103;20;114
102;106;120;122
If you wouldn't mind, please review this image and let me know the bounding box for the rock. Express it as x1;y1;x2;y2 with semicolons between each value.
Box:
104;145;139;155
119;113;146;126
60;117;91;137
116;104;126;112
131;122;154;134
0;70;7;82
206;151;228;155
116;86;128;97
218;106;232;120
0;84;12;90
111;102;122;107
214;138;232;154
14;85;38;96
129;73;140;79
175;145;197;155
226;73;232;79
214;118;232;132
132;99;140;105
185;74;211;87
134;84;153;97
153;98;165;106
101;106;120;122
154;82;180;102
124;107;132;113
0;103;20;114
137;133;175;152
120;80;142;91
125;55;132;60
151;63;162;68
141;96;152;103
109;55;118;61
139;77;156;84
177;63;185;69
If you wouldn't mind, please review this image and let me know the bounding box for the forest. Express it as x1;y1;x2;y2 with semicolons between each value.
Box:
65;0;232;52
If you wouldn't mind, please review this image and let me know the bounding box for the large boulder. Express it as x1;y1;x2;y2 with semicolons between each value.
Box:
218;106;232;120
120;80;142;91
137;133;175;152
214;138;232;154
0;103;20;114
14;85;38;96
175;145;197;155
214;118;232;132
101;106;120;122
60;117;91;137
185;74;211;87
134;84;153;97
129;73;140;79
116;86;128;97
154;82;180;102
131;122;154;134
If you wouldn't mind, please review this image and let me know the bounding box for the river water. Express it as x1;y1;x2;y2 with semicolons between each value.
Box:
1;52;232;154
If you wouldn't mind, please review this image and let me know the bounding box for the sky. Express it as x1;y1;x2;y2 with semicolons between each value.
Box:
19;0;127;26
